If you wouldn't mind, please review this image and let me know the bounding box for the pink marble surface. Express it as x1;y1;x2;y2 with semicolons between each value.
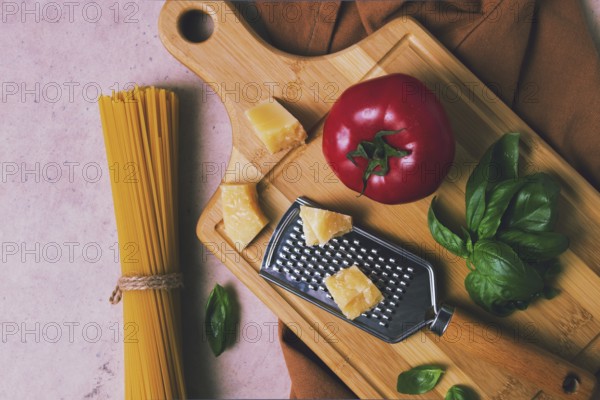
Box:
0;1;288;398
1;1;599;399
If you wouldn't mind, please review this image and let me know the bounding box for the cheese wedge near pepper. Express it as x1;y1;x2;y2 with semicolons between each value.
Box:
299;205;352;246
221;183;269;249
325;265;384;320
245;100;307;154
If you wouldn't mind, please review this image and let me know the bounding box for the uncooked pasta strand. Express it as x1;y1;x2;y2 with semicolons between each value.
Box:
99;87;186;400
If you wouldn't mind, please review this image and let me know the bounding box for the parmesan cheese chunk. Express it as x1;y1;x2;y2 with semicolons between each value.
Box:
245;100;307;154
221;183;269;249
299;205;352;246
325;265;384;320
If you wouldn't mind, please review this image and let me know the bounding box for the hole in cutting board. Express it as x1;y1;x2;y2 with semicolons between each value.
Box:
178;10;214;43
562;374;580;394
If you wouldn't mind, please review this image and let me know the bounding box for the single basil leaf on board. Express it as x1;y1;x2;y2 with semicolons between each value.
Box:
428;199;469;258
445;385;479;400
205;284;233;357
465;240;544;316
397;365;445;395
496;229;569;262
465;133;520;233
502;173;560;232
477;178;525;240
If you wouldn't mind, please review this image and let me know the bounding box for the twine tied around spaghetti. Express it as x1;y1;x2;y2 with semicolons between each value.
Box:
109;273;183;304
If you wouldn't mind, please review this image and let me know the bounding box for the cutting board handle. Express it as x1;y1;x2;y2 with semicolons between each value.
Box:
158;1;290;86
441;308;597;398
158;1;427;180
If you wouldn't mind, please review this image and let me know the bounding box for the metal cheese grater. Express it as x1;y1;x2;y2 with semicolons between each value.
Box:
260;197;453;343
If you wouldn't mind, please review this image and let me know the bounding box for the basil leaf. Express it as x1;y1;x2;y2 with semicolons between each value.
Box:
465;240;544;316
477;179;524;240
490;133;520;182
205;284;233;357
531;259;562;280
428;199;469;258
397;365;444;394
445;385;478;400
497;229;569;262
465;133;520;233
466;185;487;233
502;173;560;232
461;227;474;254
528;261;562;300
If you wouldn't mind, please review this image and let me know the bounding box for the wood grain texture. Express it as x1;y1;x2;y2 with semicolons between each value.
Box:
158;1;600;398
435;309;596;398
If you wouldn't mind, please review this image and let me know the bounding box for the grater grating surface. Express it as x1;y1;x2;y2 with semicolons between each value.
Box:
260;197;439;343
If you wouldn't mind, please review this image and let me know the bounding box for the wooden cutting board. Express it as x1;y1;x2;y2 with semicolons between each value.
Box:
159;1;600;398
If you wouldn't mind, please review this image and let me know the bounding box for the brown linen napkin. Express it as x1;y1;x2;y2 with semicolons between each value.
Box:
278;323;356;398
244;0;600;397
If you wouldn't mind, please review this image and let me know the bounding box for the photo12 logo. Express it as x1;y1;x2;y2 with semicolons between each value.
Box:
0;241;138;264
0;81;138;104
1;161;102;184
201;320;339;345
0;2;139;24
0;161;145;185
0;321;139;344
201;80;339;104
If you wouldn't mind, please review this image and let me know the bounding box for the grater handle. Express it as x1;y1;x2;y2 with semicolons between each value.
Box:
436;308;597;399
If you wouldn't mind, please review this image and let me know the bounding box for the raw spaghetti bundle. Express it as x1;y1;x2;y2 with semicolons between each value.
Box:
99;87;186;399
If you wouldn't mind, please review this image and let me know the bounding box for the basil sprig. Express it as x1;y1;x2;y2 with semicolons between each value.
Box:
205;284;234;356
396;365;444;394
428;133;568;316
